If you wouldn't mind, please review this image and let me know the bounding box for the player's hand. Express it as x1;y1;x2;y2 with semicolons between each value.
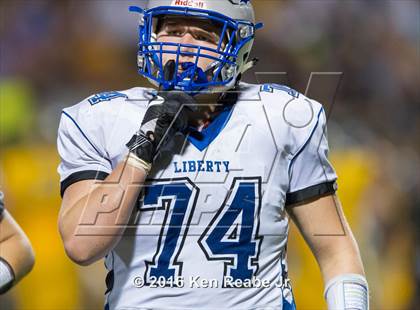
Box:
126;91;196;165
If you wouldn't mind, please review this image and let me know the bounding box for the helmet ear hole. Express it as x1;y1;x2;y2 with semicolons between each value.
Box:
243;52;249;62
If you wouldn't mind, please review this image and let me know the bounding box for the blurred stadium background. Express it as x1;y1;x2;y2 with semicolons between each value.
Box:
0;0;418;309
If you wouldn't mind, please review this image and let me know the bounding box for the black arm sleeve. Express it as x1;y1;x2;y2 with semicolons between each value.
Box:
60;170;109;197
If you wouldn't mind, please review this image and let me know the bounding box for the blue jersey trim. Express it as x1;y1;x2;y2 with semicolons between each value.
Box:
282;297;297;310
88;91;128;105
61;111;112;167
186;104;234;151
287;107;324;176
104;251;115;310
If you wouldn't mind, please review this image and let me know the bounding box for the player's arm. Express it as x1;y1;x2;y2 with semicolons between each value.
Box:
58;161;147;266
0;194;35;293
287;194;368;309
285;104;368;309
58;91;191;266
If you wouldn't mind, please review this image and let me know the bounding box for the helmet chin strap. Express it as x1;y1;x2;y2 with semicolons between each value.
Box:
160;56;253;95
179;62;208;86
204;57;259;85
204;60;219;76
161;60;211;95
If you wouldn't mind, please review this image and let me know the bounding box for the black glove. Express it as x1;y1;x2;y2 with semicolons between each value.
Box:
126;91;195;164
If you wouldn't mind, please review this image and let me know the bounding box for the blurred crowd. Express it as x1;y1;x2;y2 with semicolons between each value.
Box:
0;1;418;309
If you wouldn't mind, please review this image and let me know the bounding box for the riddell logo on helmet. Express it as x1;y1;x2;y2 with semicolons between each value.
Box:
172;0;206;9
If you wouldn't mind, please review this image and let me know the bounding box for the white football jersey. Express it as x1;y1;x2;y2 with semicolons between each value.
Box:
57;82;337;310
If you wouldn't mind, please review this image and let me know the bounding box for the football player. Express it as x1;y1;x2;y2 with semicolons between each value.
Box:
0;191;35;294
57;0;368;309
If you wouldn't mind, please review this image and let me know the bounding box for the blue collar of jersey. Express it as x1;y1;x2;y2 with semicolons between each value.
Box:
186;102;235;152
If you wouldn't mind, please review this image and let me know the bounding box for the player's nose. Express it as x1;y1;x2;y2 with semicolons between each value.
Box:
180;32;195;45
180;32;198;52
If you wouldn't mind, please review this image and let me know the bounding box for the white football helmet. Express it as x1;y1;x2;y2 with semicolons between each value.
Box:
130;0;263;93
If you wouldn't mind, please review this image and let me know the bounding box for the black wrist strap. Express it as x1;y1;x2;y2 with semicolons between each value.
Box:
126;132;154;164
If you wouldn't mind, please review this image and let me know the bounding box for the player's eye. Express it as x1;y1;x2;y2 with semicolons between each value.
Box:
195;33;219;44
163;24;186;37
196;34;210;42
167;30;185;37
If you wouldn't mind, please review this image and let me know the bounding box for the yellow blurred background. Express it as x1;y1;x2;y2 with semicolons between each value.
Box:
0;1;418;309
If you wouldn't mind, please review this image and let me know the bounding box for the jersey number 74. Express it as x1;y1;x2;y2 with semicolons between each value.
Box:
139;177;263;285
